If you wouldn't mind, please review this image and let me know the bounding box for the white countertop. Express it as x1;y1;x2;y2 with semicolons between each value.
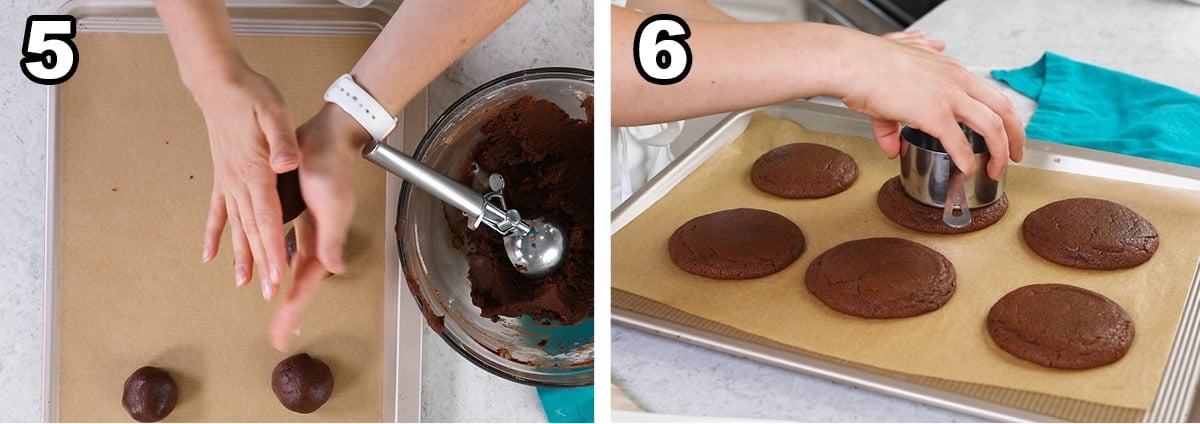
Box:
0;0;591;422
613;0;1200;421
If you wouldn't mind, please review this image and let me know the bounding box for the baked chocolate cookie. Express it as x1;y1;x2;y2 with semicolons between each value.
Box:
122;366;178;423
987;283;1134;369
1022;198;1158;270
750;143;858;198
272;353;334;413
669;208;805;279
805;237;955;318
877;176;1008;234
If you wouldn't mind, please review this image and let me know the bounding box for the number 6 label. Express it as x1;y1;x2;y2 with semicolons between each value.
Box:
634;15;692;85
21;15;79;85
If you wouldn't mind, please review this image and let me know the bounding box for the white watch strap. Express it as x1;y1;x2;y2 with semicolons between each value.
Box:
323;73;397;142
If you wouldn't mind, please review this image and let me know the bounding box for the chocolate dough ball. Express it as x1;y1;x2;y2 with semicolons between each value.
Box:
285;227;297;267
272;353;334;413
277;169;306;224
121;366;178;423
283;228;333;279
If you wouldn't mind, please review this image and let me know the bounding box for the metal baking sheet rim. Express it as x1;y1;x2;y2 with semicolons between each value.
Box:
611;100;1200;422
42;1;425;421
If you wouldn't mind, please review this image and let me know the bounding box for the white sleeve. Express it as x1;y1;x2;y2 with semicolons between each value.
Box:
611;121;684;210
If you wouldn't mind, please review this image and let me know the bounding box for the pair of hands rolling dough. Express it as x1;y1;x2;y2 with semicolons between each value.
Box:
613;0;1026;180
154;0;529;351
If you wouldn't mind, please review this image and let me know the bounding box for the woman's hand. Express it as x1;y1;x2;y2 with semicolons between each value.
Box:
155;0;301;299
612;8;1025;175
270;103;370;351
270;210;326;351
882;30;946;54
836;28;1024;179
190;60;299;301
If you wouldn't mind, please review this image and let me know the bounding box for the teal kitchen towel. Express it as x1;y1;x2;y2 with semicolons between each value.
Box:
991;52;1200;167
537;386;594;423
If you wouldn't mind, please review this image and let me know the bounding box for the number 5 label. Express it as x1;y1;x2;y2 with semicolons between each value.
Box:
634;15;692;85
21;15;79;85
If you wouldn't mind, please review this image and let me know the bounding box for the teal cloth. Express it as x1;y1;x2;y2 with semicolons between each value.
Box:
990;52;1200;167
518;315;593;422
537;386;594;423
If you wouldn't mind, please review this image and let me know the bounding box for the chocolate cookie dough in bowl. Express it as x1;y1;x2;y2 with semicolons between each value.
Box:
397;68;593;386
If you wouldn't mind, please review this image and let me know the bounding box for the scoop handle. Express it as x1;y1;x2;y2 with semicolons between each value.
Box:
361;140;490;221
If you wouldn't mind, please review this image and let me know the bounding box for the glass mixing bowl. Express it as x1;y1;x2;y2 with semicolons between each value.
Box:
396;68;593;387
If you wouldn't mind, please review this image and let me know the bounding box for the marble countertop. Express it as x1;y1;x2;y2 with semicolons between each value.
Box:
613;0;1200;421
0;0;591;422
910;0;1200;96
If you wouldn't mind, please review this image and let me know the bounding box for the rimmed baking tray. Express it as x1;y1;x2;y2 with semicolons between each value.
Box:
612;100;1200;422
43;0;425;421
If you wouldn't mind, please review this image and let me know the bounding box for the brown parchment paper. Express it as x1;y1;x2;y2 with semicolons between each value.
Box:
612;112;1200;412
57;33;385;421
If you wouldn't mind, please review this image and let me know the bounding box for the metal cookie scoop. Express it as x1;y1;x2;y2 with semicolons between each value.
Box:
361;140;566;278
482;174;566;279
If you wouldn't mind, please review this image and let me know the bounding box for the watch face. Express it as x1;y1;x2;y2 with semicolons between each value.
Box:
336;0;374;8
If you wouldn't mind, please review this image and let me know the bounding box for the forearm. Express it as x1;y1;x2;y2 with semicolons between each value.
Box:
612;7;857;126
624;0;738;22
154;0;244;89
350;0;529;118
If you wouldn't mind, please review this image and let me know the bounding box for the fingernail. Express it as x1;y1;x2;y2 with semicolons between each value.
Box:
235;264;249;287
270;265;282;285
272;153;297;169
262;277;274;300
202;245;213;263
292;320;302;336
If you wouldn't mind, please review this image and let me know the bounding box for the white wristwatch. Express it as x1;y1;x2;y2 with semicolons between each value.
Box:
323;73;397;142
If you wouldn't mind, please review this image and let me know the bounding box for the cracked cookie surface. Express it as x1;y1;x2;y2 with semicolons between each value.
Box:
668;208;806;280
1022;198;1158;270
987;283;1134;369
750;143;858;199
805;237;956;318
